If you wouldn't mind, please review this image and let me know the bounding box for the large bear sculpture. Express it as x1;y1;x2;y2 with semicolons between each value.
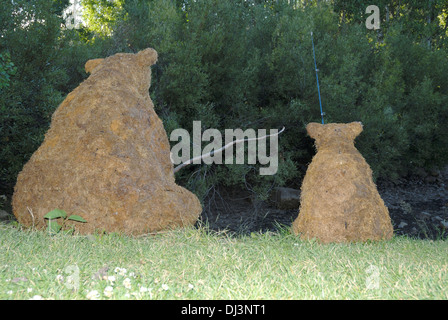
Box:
12;48;202;235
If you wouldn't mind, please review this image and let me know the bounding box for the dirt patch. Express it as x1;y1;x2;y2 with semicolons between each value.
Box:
199;187;298;234
377;171;448;240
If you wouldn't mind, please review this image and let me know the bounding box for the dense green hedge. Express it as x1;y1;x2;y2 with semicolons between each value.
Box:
1;0;447;201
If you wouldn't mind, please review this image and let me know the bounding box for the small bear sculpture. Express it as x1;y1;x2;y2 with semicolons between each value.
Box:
292;122;393;243
12;48;202;235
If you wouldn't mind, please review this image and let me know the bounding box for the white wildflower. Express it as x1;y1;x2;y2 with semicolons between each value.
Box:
27;288;33;293
66;276;76;287
86;290;100;300
123;278;132;289
114;267;127;276
139;286;148;293
29;295;43;300
104;286;114;298
161;284;169;291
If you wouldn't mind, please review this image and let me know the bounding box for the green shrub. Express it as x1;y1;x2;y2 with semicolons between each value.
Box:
2;0;447;201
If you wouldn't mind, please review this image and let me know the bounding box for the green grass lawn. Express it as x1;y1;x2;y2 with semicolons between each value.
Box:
0;223;447;300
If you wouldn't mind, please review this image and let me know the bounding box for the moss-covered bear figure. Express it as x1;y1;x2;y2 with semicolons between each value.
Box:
13;48;202;235
292;122;393;243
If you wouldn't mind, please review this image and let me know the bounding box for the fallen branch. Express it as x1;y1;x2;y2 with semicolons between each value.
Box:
173;127;285;173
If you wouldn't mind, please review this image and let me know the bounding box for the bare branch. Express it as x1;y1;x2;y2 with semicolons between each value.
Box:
173;127;285;173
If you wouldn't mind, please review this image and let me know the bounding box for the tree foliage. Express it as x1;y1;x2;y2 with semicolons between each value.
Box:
0;0;99;194
1;0;447;200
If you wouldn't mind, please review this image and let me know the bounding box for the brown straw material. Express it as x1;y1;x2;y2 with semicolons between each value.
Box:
292;122;393;243
12;48;202;235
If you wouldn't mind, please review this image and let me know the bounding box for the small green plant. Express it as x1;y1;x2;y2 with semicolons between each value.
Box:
43;209;86;234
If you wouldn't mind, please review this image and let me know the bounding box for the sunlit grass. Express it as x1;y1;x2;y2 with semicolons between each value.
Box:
0;224;447;299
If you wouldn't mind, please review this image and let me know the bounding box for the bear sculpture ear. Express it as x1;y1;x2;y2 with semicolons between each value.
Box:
348;121;363;140
85;58;104;74
306;122;323;141
136;48;158;67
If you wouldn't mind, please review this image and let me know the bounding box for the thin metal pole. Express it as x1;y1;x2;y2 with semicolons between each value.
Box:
311;31;325;124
